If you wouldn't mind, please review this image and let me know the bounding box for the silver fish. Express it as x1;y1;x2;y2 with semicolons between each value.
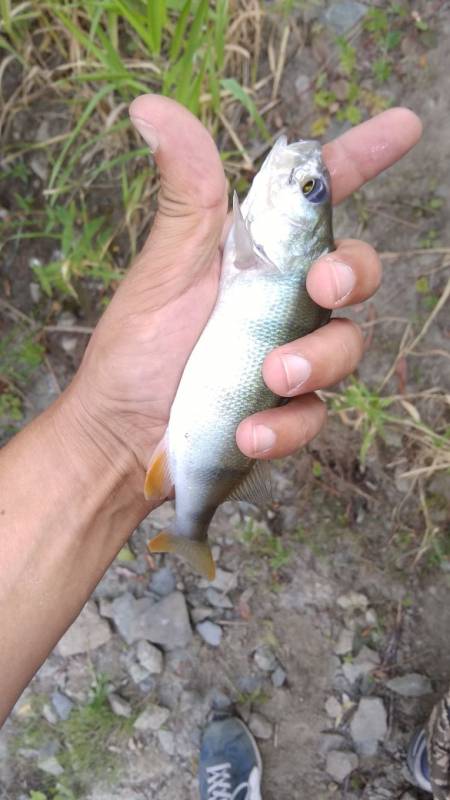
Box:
145;136;334;579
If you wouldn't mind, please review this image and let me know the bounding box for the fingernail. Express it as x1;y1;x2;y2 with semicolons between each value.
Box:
130;116;159;152
280;354;311;394
252;424;276;455
328;260;355;304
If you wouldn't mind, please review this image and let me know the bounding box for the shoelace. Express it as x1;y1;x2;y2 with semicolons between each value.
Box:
206;763;261;800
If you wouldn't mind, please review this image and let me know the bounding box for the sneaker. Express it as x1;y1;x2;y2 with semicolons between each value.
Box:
199;716;263;800
407;727;432;793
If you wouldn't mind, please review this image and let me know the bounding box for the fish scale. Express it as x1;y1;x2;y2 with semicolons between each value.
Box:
145;136;334;579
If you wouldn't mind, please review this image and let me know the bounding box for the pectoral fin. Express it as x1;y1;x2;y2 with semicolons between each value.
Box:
148;532;216;581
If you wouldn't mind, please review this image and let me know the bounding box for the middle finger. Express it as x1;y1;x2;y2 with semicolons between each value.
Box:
263;318;364;398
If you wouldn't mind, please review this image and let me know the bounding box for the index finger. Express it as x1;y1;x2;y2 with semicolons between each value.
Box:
324;107;422;205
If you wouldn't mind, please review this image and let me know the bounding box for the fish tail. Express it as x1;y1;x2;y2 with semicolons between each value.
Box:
148;532;216;581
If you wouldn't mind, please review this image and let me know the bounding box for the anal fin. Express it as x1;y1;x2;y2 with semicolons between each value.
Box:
229;461;273;507
144;435;173;503
148;532;216;581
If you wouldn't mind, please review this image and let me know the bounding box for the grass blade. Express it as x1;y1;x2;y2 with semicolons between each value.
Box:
221;78;270;139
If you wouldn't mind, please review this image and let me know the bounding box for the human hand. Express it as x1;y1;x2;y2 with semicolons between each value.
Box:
63;96;422;500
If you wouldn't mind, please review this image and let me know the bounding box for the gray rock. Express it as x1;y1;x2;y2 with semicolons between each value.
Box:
196;620;222;647
57;602;111;656
337;592;368;612
318;733;348;756
108;693;132;718
254;646;278;672
209;689;232;711
335;628;354;656
136;640;164;674
323;1;367;35
200;568;238;594
146;592;192;649
37;755;64;776
158;730;176;756
325;696;342;719
350;698;387;756
206;587;233;609
111;591;191;649
61;334;77;354
237;675;263;695
51;691;73;721
110;592;154;645
272;666;287;688
326;750;359;783
134;703;170;732
150;566;176;597
127;661;151;685
248;712;273;740
386;673;432;697
342;646;380;684
191;606;214;624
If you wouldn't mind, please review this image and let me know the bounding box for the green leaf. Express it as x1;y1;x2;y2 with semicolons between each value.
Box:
221;78;270;139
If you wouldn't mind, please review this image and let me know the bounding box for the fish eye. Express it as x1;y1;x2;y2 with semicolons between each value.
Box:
301;177;328;204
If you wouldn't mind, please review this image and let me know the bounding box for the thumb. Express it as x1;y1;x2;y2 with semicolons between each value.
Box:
127;94;228;305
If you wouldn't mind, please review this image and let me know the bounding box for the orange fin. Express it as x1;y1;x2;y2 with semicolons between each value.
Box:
144;436;173;502
148;532;216;581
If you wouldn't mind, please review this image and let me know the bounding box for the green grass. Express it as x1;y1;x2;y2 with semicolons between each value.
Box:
11;676;135;797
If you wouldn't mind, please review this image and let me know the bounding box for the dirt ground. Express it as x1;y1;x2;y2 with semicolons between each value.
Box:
1;2;450;799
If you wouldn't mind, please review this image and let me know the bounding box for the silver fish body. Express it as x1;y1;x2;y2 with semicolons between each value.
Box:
147;136;334;578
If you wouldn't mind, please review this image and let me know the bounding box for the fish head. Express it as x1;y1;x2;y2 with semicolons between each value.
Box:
241;136;333;266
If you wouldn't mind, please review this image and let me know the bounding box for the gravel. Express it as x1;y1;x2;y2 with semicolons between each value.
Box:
196;620;222;647
133;704;170;732
57;602;111;656
248;712;273;740
350;698;387;756
386;673;433;697
326;750;359;783
136;640;164;674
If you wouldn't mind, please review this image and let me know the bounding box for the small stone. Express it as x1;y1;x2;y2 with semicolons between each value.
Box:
60;335;78;354
237;675;263;695
108;693;132;718
127;661;151;685
149;566;176;597
294;74;310;98
254;646;278;672
134;703;170;732
158;730;176;756
206;587;233;609
318;734;348;756
57;310;77;327
145;592;192;649
57;602;111;656
136;640;164;674
196;621;222;647
325;696;342;719
209;689;232;711
337;592;368;612
248;712;273;740
386;673;432;697
42;704;58;725
29;282;41;304
272;666;287;688
342;646;380;684
334;628;354;656
191;607;214;624
350;697;387;756
37;755;64;776
323;1;367;35
326;750;359;783
208;568;238;594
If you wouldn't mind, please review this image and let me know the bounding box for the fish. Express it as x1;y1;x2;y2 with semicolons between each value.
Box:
145;136;334;580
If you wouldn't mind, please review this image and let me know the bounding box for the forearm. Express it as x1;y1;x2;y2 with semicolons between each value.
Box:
0;391;149;724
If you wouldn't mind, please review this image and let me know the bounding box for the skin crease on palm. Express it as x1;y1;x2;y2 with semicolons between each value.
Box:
67;95;422;496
